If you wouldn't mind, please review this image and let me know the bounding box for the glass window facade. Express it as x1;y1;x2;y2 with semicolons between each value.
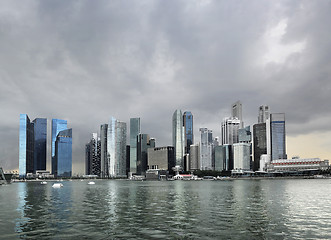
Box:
172;110;184;168
52;119;67;174
130;118;140;174
19;114;34;177
54;129;72;177
183;112;193;154
271;113;286;160
33;118;47;172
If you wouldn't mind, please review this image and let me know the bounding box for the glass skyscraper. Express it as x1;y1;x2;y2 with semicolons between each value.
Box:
253;123;267;171
54;128;72;177
183;111;193;154
107;117;127;177
271;113;287;160
199;128;213;170
221;117;241;145
19;114;34;177
100;124;108;178
52;119;67;174
32;118;47;172
172;110;184;168
232;101;244;128
130;118;140;174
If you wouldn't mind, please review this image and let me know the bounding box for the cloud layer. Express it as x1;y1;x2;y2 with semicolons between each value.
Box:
1;0;330;173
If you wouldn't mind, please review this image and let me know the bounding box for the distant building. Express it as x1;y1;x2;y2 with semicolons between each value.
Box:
19;114;47;177
54;129;72;177
214;145;224;171
130;118;140;174
189;144;200;171
233;143;251;170
221;117;241;145
52;119;68;175
137;134;155;175
253;123;267;171
107;117;127;177
183;111;194;154
270;113;287;160
199;128;213;170
147;146;175;172
266;158;329;172
85;133;101;176
172;110;184;168
100;124;108;178
258;105;270;123
232;101;244;128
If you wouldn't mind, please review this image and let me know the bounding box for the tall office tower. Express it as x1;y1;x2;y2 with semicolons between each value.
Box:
222;144;233;171
54;128;72;177
253;123;267;171
189;144;200;171
258;105;270;123
232;101;244;128
147;146;175;172
270;113;287;160
238;126;251;143
199;128;213;170
212;137;219;169
85;143;91;175
214;145;224;171
137;134;155;175
221;117;241;145
107;117;127;177
85;133;101;176
172;110;184;168
19;114;34;177
100;124;108;178
32;118;47;173
130;118;140;174
52;119;67;174
233;143;251;170
183;111;194;154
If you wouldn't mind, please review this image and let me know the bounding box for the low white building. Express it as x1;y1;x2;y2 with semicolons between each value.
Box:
266;158;329;172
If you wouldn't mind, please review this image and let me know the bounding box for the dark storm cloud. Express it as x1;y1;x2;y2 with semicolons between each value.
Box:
1;0;330;172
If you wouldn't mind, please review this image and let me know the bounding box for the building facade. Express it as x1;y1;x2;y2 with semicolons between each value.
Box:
100;124;108;178
221;117;241;145
85;133;101;176
147;146;175;172
258;105;270;123
52;119;68;174
233;143;251;170
54;128;72;177
232;101;244;128
19;114;34;177
253;123;267;171
270;113;286;160
130;118;140;174
137;134;155;175
33;118;47;173
183;111;193;154
199;128;213;170
172;110;184;168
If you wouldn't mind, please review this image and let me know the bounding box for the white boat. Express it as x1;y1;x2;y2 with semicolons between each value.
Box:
87;181;95;185
41;181;47;185
52;183;63;188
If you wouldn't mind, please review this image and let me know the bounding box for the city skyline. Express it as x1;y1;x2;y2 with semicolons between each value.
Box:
1;1;331;174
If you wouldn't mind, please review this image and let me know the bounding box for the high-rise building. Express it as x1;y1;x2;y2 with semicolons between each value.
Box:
253;123;267;171
32;118;47;173
183;112;193;154
107;117;127;177
270;113;286;160
189;144;200;171
221;117;241;145
85;133;101;176
172;110;184;168
19;114;34;177
223;144;233;171
137;134;155;175
52;119;67;174
233;143;251;170
214;145;224;171
130;118;140;174
232;101;244;128
199;128;213;170
238;126;251;143
54;128;72;177
258;105;270;123
147;146;175;172
100;124;108;178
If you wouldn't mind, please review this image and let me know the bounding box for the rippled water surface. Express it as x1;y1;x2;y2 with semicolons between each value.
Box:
0;179;330;239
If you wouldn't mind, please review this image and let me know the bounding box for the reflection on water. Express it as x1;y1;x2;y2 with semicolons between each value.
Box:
0;179;330;239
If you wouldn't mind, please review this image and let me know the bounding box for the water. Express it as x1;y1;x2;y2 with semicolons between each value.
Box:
0;179;330;239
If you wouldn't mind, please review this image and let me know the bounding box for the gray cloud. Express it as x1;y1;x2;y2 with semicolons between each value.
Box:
1;0;330;172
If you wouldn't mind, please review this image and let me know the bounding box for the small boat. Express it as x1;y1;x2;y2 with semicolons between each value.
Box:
87;181;95;185
41;181;47;185
52;183;63;188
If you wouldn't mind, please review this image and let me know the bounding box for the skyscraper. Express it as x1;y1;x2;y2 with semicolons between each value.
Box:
221;117;241;145
253;123;267;171
200;128;213;170
130;118;140;174
183;111;193;154
52;119;67;174
189;144;200;171
270;113;286;160
85;133;101;176
100;124;108;178
232;101;244;128
172;110;184;168
107;117;127;177
19;114;34;177
258;105;270;123
54;128;72;177
32;118;47;173
137;134;155;174
233;143;251;170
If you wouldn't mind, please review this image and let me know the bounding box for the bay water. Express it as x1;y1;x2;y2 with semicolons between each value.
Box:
0;179;330;239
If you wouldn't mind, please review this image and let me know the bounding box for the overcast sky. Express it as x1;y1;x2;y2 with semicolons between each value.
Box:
1;0;330;174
